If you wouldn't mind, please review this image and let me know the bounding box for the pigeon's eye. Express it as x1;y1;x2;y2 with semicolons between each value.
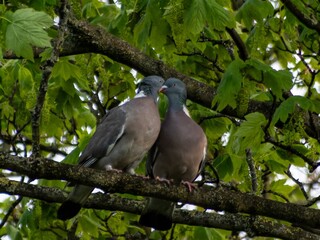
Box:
172;83;176;87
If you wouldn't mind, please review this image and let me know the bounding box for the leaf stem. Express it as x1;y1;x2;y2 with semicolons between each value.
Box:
0;16;12;23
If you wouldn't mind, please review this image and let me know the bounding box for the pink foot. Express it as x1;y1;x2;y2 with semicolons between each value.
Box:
141;175;150;180
182;181;197;192
155;176;172;186
105;166;122;173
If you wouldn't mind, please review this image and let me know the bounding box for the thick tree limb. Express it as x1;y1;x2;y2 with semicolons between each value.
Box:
0;154;320;230
0;177;318;239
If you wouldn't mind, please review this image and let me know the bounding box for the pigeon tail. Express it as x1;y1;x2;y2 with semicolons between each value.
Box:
139;198;174;231
57;201;82;220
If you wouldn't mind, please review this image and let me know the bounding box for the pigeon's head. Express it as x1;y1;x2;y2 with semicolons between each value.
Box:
137;76;164;100
160;78;187;103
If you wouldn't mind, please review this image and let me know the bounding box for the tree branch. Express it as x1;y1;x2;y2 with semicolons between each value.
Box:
226;27;249;61
31;0;70;156
280;0;320;34
0;177;318;239
0;195;23;228
285;167;309;201
0;154;320;230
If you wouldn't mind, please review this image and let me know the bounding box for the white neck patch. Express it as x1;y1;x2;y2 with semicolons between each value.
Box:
183;105;191;117
134;91;147;98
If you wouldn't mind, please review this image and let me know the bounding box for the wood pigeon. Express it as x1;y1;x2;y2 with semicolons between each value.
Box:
139;78;207;231
57;75;164;220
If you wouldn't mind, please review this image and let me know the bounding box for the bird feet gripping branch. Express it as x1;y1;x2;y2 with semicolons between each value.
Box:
182;180;197;192
105;165;123;173
155;176;173;186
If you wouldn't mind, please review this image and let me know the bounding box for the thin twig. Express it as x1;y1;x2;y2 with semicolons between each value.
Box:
263;190;290;203
305;195;320;207
0;176;28;229
175;51;224;73
266;136;319;172
202;161;220;185
198;113;240;126
31;0;70;157
67;220;80;240
285;167;309;201
0;196;23;229
246;148;258;194
169;224;176;240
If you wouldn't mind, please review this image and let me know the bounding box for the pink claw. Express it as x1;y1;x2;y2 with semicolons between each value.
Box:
182;181;197;192
112;169;123;173
141;175;150;180
155;176;172;186
105;165;123;173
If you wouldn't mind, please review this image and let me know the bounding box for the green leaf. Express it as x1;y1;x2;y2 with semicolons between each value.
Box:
185;0;234;35
51;59;82;81
212;59;244;111
78;215;100;238
245;59;293;99
78;110;96;127
236;0;274;28
148;1;170;49
19;208;34;229
5;8;53;60
194;227;215;240
289;144;310;166
269;179;297;200
264;69;292;99
212;154;233;179
203;227;227;240
271;96;320;126
133;0;169;49
0;101;15;118
63;131;93;164
233;112;267;152
270;179;287;191
203;117;231;140
31;230;56;240
39;48;52;62
133;9;152;45
6;225;23;240
230;153;247;180
18;66;34;97
267;159;289;173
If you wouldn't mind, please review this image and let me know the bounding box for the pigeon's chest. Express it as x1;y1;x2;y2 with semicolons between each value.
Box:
153;112;205;181
159;112;196;144
124;98;161;140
